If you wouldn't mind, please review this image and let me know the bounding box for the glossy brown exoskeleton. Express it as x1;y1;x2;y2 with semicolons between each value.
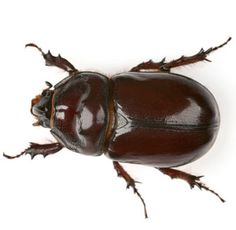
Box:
4;38;231;218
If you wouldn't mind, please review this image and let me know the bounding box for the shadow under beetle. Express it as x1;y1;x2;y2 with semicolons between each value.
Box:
4;37;231;218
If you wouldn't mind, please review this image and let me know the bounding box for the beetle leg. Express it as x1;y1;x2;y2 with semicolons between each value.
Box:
130;37;231;72
130;57;166;72
158;167;225;203
113;161;148;218
25;43;78;74
3;142;63;159
159;37;231;71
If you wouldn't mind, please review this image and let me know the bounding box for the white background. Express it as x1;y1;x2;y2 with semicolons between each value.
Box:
0;1;235;230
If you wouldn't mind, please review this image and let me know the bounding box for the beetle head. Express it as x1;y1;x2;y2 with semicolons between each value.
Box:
31;81;54;128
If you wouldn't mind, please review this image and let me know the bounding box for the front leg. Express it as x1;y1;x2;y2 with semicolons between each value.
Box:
3;142;63;159
158;167;225;202
113;161;148;218
25;43;78;74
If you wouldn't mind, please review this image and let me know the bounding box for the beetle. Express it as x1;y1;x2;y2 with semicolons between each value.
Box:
3;37;231;218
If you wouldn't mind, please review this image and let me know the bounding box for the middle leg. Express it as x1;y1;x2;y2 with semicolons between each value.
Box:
113;161;148;218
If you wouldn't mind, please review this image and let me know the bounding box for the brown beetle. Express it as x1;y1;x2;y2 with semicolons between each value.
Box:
4;38;231;218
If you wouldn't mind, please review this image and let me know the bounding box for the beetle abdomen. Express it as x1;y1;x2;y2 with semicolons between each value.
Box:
106;72;220;167
51;72;110;155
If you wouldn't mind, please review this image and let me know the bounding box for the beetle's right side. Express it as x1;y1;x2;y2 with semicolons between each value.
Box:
105;38;231;217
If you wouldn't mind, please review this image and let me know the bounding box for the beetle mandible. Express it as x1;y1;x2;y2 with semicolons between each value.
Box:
4;37;231;218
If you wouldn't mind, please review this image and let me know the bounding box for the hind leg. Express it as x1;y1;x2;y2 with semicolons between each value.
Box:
158;167;225;202
130;37;231;72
